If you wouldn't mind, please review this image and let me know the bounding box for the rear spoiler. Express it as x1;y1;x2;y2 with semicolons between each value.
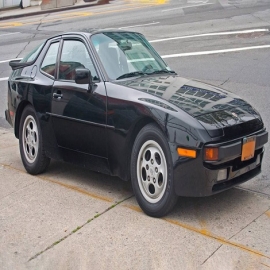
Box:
9;58;31;71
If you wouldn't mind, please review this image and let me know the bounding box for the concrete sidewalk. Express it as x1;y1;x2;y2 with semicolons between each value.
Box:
1;126;270;269
0;0;106;21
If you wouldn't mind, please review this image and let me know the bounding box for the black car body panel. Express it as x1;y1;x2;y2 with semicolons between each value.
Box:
115;75;264;139
5;30;268;197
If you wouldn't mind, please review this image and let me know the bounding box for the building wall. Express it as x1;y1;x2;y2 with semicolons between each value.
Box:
0;0;21;8
41;0;76;10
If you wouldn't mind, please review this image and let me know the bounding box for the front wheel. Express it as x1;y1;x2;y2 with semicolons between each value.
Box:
19;105;50;175
131;124;178;217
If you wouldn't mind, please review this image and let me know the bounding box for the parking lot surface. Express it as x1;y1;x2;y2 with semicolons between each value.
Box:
1;127;270;269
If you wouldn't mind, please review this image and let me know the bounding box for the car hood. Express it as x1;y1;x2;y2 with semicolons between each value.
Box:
115;75;263;138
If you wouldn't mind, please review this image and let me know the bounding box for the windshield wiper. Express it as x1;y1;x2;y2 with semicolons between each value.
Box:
146;69;176;75
116;71;145;80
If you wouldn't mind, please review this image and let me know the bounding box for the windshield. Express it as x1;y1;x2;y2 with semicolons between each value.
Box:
91;32;172;80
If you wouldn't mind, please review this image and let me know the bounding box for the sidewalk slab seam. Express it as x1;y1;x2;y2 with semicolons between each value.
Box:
28;194;134;262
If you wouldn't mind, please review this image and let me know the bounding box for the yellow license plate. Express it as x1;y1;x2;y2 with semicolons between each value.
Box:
241;136;256;161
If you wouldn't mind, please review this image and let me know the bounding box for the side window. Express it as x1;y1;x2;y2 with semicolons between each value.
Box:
41;42;60;78
59;40;98;81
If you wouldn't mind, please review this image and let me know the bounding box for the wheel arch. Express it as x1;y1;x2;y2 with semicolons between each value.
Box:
15;100;32;139
129;118;178;217
122;116;166;181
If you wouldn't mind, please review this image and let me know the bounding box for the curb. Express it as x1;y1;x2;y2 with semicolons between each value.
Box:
0;0;110;21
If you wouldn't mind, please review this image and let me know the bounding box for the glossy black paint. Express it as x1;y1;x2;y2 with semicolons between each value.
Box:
9;59;31;70
116;76;264;139
5;31;268;197
75;68;92;85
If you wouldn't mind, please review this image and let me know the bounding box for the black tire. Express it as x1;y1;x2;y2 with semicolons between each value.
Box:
19;105;50;175
131;123;178;217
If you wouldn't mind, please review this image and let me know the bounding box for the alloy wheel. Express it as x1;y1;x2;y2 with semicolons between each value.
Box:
22;115;39;163
137;140;167;203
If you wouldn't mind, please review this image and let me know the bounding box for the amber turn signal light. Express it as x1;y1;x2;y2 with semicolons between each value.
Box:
177;148;197;158
204;148;219;161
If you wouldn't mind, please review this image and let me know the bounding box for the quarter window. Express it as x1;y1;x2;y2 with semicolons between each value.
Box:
59;40;98;81
21;42;44;63
41;42;60;78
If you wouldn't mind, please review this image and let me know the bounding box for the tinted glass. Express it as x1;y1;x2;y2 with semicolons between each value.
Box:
59;40;98;81
21;42;45;63
91;32;170;80
41;42;60;78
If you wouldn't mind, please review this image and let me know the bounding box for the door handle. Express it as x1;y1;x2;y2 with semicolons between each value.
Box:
53;92;63;99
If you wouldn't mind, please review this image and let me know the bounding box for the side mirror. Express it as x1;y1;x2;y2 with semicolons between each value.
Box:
9;58;29;71
75;68;92;91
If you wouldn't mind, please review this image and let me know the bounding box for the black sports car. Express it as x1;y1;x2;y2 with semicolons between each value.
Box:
5;30;268;217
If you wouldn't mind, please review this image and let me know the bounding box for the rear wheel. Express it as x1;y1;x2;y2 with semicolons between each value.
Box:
131;123;178;217
19;105;50;175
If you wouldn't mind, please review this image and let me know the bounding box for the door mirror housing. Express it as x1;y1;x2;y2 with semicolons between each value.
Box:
75;68;92;85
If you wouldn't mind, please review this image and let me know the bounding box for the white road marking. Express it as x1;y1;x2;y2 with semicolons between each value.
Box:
0;32;20;37
150;29;269;43
0;29;269;72
161;45;270;58
162;2;213;12
0;77;9;81
0;58;21;64
119;22;160;29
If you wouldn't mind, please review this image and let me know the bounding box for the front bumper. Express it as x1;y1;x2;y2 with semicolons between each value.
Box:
174;130;268;197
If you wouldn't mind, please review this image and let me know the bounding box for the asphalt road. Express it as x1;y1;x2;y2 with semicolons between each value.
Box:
0;0;270;269
1;0;269;194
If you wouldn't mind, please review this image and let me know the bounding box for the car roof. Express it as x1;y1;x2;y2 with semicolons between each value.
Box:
45;29;142;45
52;29;140;39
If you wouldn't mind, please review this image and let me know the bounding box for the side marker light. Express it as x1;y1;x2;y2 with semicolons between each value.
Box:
177;148;196;158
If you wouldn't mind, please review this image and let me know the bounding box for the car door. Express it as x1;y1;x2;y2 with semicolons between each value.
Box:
50;37;107;158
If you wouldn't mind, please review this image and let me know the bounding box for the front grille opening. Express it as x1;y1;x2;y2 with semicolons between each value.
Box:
212;166;261;192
